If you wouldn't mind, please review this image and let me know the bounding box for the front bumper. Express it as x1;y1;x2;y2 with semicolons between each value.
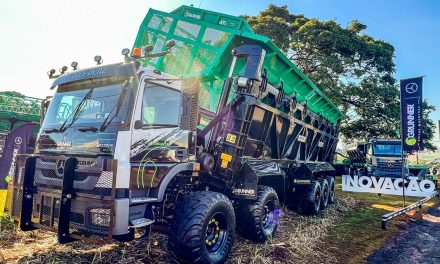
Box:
8;154;127;243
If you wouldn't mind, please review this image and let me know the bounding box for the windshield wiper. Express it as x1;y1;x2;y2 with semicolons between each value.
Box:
142;124;178;128
77;126;98;132
43;128;60;133
99;80;130;131
58;88;95;132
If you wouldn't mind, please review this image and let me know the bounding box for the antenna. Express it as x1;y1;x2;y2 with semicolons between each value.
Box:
199;0;203;8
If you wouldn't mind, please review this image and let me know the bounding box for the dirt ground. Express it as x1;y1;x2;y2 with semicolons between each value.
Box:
0;180;437;264
367;203;440;264
0;196;357;264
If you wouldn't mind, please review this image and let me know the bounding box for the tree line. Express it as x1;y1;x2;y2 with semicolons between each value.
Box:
244;5;436;151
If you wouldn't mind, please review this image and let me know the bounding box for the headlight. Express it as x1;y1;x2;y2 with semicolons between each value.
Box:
89;208;111;227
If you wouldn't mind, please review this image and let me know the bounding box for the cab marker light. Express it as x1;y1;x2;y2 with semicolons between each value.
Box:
133;47;142;57
71;61;78;70
94;55;103;65
122;48;130;61
59;66;68;74
47;69;56;78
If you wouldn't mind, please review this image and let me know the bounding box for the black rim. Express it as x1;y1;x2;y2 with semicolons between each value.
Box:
262;200;276;232
323;185;328;200
315;188;321;209
330;181;335;197
205;212;228;254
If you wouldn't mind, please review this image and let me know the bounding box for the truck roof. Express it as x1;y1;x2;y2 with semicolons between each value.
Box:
133;5;343;124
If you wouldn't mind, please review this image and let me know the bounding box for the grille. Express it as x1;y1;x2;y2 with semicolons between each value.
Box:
377;161;402;173
33;157;112;196
10;155;116;241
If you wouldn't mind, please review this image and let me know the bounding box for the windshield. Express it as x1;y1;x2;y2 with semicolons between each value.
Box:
373;144;402;156
42;77;133;130
141;83;181;126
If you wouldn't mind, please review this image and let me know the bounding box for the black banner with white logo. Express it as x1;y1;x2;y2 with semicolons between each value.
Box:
0;123;36;189
400;77;423;152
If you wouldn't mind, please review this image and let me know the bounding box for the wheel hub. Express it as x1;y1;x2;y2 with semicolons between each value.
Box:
262;201;276;231
205;213;227;253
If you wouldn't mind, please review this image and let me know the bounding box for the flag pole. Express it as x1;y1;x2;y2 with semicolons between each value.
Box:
399;83;406;207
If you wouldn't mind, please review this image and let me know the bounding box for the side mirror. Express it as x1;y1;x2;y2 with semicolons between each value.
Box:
180;78;200;131
134;120;143;129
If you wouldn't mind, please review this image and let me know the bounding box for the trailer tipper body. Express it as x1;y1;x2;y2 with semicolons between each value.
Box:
8;5;343;263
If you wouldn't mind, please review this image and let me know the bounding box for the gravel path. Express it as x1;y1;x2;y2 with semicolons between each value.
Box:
367;203;440;264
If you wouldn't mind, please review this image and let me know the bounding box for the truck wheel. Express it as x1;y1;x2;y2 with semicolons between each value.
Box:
236;186;280;243
319;178;329;210
296;181;321;215
168;191;235;264
327;176;336;204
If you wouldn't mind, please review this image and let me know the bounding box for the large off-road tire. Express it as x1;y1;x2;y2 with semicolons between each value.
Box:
327;176;336;204
296;181;321;215
319;178;330;210
168;191;235;264
236;186;280;243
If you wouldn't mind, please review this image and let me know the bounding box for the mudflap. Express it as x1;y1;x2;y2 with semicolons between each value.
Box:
230;162;259;200
289;162;335;192
231;181;258;199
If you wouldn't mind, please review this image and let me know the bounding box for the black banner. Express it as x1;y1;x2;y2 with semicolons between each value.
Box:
0;123;36;189
400;77;423;152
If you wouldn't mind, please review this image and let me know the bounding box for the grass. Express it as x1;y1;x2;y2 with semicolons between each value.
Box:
323;178;437;264
0;178;437;264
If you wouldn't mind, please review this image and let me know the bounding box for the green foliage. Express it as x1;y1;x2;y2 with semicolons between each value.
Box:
422;100;437;151
245;5;437;150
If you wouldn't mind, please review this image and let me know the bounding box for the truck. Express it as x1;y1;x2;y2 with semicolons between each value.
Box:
347;138;432;180
7;5;343;263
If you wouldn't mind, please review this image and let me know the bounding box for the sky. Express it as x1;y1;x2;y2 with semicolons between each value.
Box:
1;0;439;140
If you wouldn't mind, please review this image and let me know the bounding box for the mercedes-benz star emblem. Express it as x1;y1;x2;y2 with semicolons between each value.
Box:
405;82;419;94
14;137;23;145
387;162;394;168
55;159;65;177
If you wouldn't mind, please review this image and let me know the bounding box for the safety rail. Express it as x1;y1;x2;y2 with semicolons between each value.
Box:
0;95;43;118
381;190;439;230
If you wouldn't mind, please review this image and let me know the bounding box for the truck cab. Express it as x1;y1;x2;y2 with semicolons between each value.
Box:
367;139;403;177
347;139;404;177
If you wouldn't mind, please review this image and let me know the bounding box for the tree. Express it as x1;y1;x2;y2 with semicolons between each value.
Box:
244;5;437;151
422;101;437;151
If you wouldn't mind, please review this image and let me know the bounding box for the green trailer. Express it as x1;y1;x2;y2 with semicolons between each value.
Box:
133;5;343;124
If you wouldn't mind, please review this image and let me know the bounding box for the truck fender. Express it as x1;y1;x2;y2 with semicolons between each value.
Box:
156;163;194;202
289;162;335;186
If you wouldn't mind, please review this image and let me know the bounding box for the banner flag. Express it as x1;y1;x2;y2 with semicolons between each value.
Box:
400;77;424;152
0;123;36;189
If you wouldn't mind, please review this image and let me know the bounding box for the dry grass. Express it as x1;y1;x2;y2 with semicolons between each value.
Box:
0;196;358;264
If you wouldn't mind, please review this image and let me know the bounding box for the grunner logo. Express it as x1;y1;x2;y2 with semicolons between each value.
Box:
405;137;417;146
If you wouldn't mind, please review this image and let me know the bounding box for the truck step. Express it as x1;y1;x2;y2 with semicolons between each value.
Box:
129;218;155;229
130;197;158;204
